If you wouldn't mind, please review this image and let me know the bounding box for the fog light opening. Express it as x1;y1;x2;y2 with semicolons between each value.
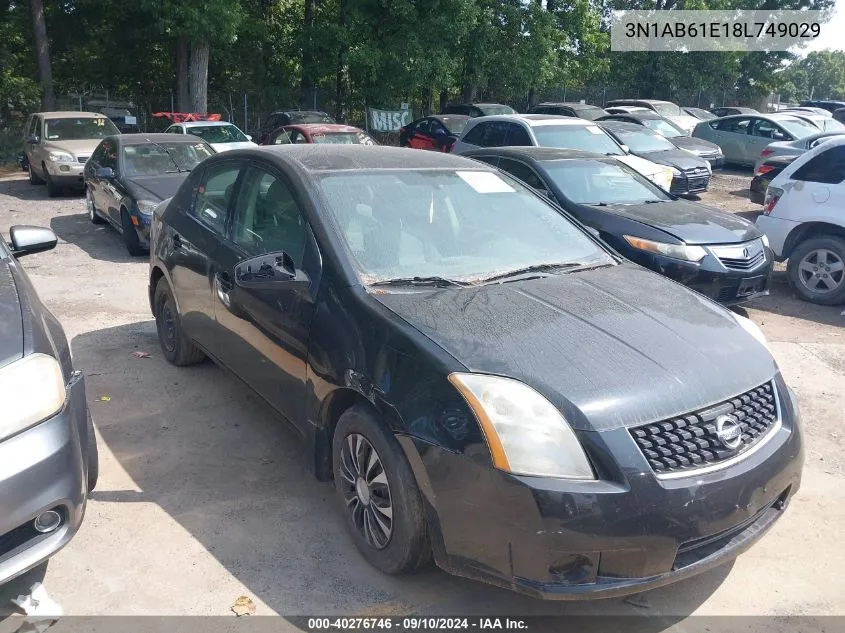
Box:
33;510;62;534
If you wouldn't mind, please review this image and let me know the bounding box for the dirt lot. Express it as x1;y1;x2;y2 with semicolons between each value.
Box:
0;167;843;627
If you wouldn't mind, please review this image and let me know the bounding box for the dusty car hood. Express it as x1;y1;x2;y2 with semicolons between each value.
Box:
587;199;760;245
669;135;723;155
125;173;190;202
634;148;708;171
0;262;23;370
373;264;776;432
42;139;101;157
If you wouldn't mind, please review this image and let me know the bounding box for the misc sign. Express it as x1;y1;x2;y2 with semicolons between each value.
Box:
368;107;412;132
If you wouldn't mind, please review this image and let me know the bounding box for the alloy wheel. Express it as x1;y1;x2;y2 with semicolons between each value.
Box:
339;433;393;549
797;248;845;295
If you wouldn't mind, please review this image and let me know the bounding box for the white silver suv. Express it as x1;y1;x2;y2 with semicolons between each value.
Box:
756;136;845;305
451;114;674;190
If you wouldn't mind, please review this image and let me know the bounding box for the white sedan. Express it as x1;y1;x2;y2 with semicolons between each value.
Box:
164;121;257;153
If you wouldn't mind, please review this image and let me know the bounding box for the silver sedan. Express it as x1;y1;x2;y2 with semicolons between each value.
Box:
692;113;819;166
752;130;845;173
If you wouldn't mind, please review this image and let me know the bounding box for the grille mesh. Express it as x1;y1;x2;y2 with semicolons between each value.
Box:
629;382;778;475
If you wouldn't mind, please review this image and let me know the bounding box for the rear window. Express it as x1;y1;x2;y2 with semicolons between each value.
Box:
288;112;335;124
311;131;376;145
792;145;845;184
441;117;468;134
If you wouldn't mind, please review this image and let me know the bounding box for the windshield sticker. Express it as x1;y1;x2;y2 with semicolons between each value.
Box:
457;171;515;193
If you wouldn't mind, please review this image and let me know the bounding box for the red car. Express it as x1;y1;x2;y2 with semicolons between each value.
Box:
400;115;470;152
264;123;376;146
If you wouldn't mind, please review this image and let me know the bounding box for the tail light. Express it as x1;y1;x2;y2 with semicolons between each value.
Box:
755;164;776;176
762;186;783;215
760;148;775;158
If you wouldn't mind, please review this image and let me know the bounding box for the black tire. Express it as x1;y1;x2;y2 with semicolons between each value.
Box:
44;164;61;197
787;236;845;305
28;161;44;185
332;405;430;574
153;277;205;366
120;208;146;256
87;189;105;224
86;410;99;493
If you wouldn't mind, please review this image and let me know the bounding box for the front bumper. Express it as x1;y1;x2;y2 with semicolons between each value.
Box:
707;156;725;170
44;161;86;188
403;378;803;600
755;215;798;261
669;172;711;195
0;371;89;585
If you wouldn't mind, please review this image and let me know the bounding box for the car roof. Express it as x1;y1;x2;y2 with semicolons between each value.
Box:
271;109;330;116
236;145;491;172
37;111;108;119
461;147;609;162
179;121;239;128
606;99;671;105
536;102;602;109
286;123;364;133
468;114;593;127
110;133;207;145
430;114;469;121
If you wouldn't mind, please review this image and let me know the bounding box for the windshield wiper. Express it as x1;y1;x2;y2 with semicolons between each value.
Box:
150;141;187;173
369;276;470;288
480;262;602;284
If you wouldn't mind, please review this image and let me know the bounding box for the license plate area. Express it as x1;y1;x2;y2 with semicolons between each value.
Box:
737;275;766;297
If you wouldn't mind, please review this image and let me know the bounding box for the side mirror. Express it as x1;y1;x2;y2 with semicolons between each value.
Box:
9;225;57;257
96;167;115;179
235;252;299;288
27;134;39;145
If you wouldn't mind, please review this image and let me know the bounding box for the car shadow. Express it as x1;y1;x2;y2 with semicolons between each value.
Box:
49;212;139;264
71;321;734;628
746;270;845;329
0;174;84;202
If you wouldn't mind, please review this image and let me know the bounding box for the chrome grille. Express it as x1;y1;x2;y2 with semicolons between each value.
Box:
711;240;766;271
629;382;780;478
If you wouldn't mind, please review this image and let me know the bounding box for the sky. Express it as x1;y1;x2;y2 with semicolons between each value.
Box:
802;0;845;53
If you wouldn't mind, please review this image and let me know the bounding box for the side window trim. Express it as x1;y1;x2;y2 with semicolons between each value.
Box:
187;159;244;236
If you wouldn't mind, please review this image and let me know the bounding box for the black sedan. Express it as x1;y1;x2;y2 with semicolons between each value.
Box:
399;115;469;152
598;112;725;168
598;121;711;195
464;146;772;305
149;145;801;600
751;155;797;204
0;226;97;584
528;102;608;120
84;134;215;255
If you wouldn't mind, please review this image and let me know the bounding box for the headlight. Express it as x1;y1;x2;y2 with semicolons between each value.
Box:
448;373;594;479
732;312;771;352
761;234;770;248
0;353;66;441
136;199;159;215
48;151;74;163
623;235;707;262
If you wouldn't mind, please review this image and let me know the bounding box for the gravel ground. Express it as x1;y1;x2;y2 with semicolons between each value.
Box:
0;165;843;628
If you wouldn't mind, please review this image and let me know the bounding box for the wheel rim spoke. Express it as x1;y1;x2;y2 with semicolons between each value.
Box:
340;433;393;550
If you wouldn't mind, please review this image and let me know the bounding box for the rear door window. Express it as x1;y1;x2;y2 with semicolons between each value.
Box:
461;122;487;146
497;158;547;192
190;161;242;235
712;118;751;134
792;145;845;184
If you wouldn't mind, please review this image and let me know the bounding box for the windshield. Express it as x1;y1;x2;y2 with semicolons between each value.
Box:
441;117;468;134
651;103;682;116
44;117;119;140
779;117;821;138
641;118;683;138
544;160;670;206
187;124;249;144
605;127;675;152
288;112;334;124
532;125;623;155
479;105;517;115
123;142;214;176
318;169;611;283
311;131;376;145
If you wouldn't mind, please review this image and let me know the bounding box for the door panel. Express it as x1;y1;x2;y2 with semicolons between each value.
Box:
165;160;243;352
211;163;320;429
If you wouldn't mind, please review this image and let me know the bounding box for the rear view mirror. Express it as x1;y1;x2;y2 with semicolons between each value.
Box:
235;252;298;288
9;225;57;257
96;167;115;179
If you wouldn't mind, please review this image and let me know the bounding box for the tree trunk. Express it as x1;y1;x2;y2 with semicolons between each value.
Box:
30;0;55;110
439;90;448;113
461;81;476;103
334;0;346;121
300;0;315;107
528;86;536;110
176;37;191;111
189;39;210;113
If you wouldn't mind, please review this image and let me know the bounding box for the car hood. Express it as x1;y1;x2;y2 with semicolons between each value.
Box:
124;173;190;202
633;148;708;170
587;199;760;244
210;141;256;152
372;264;776;432
0;261;23;370
667;135;722;155
616;154;661;176
42;139;102;157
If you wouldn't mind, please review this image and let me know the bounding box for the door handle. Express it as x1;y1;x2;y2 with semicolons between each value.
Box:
172;233;183;249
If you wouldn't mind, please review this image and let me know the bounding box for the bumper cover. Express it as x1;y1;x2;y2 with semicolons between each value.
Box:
400;377;803;600
0;371;89;585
